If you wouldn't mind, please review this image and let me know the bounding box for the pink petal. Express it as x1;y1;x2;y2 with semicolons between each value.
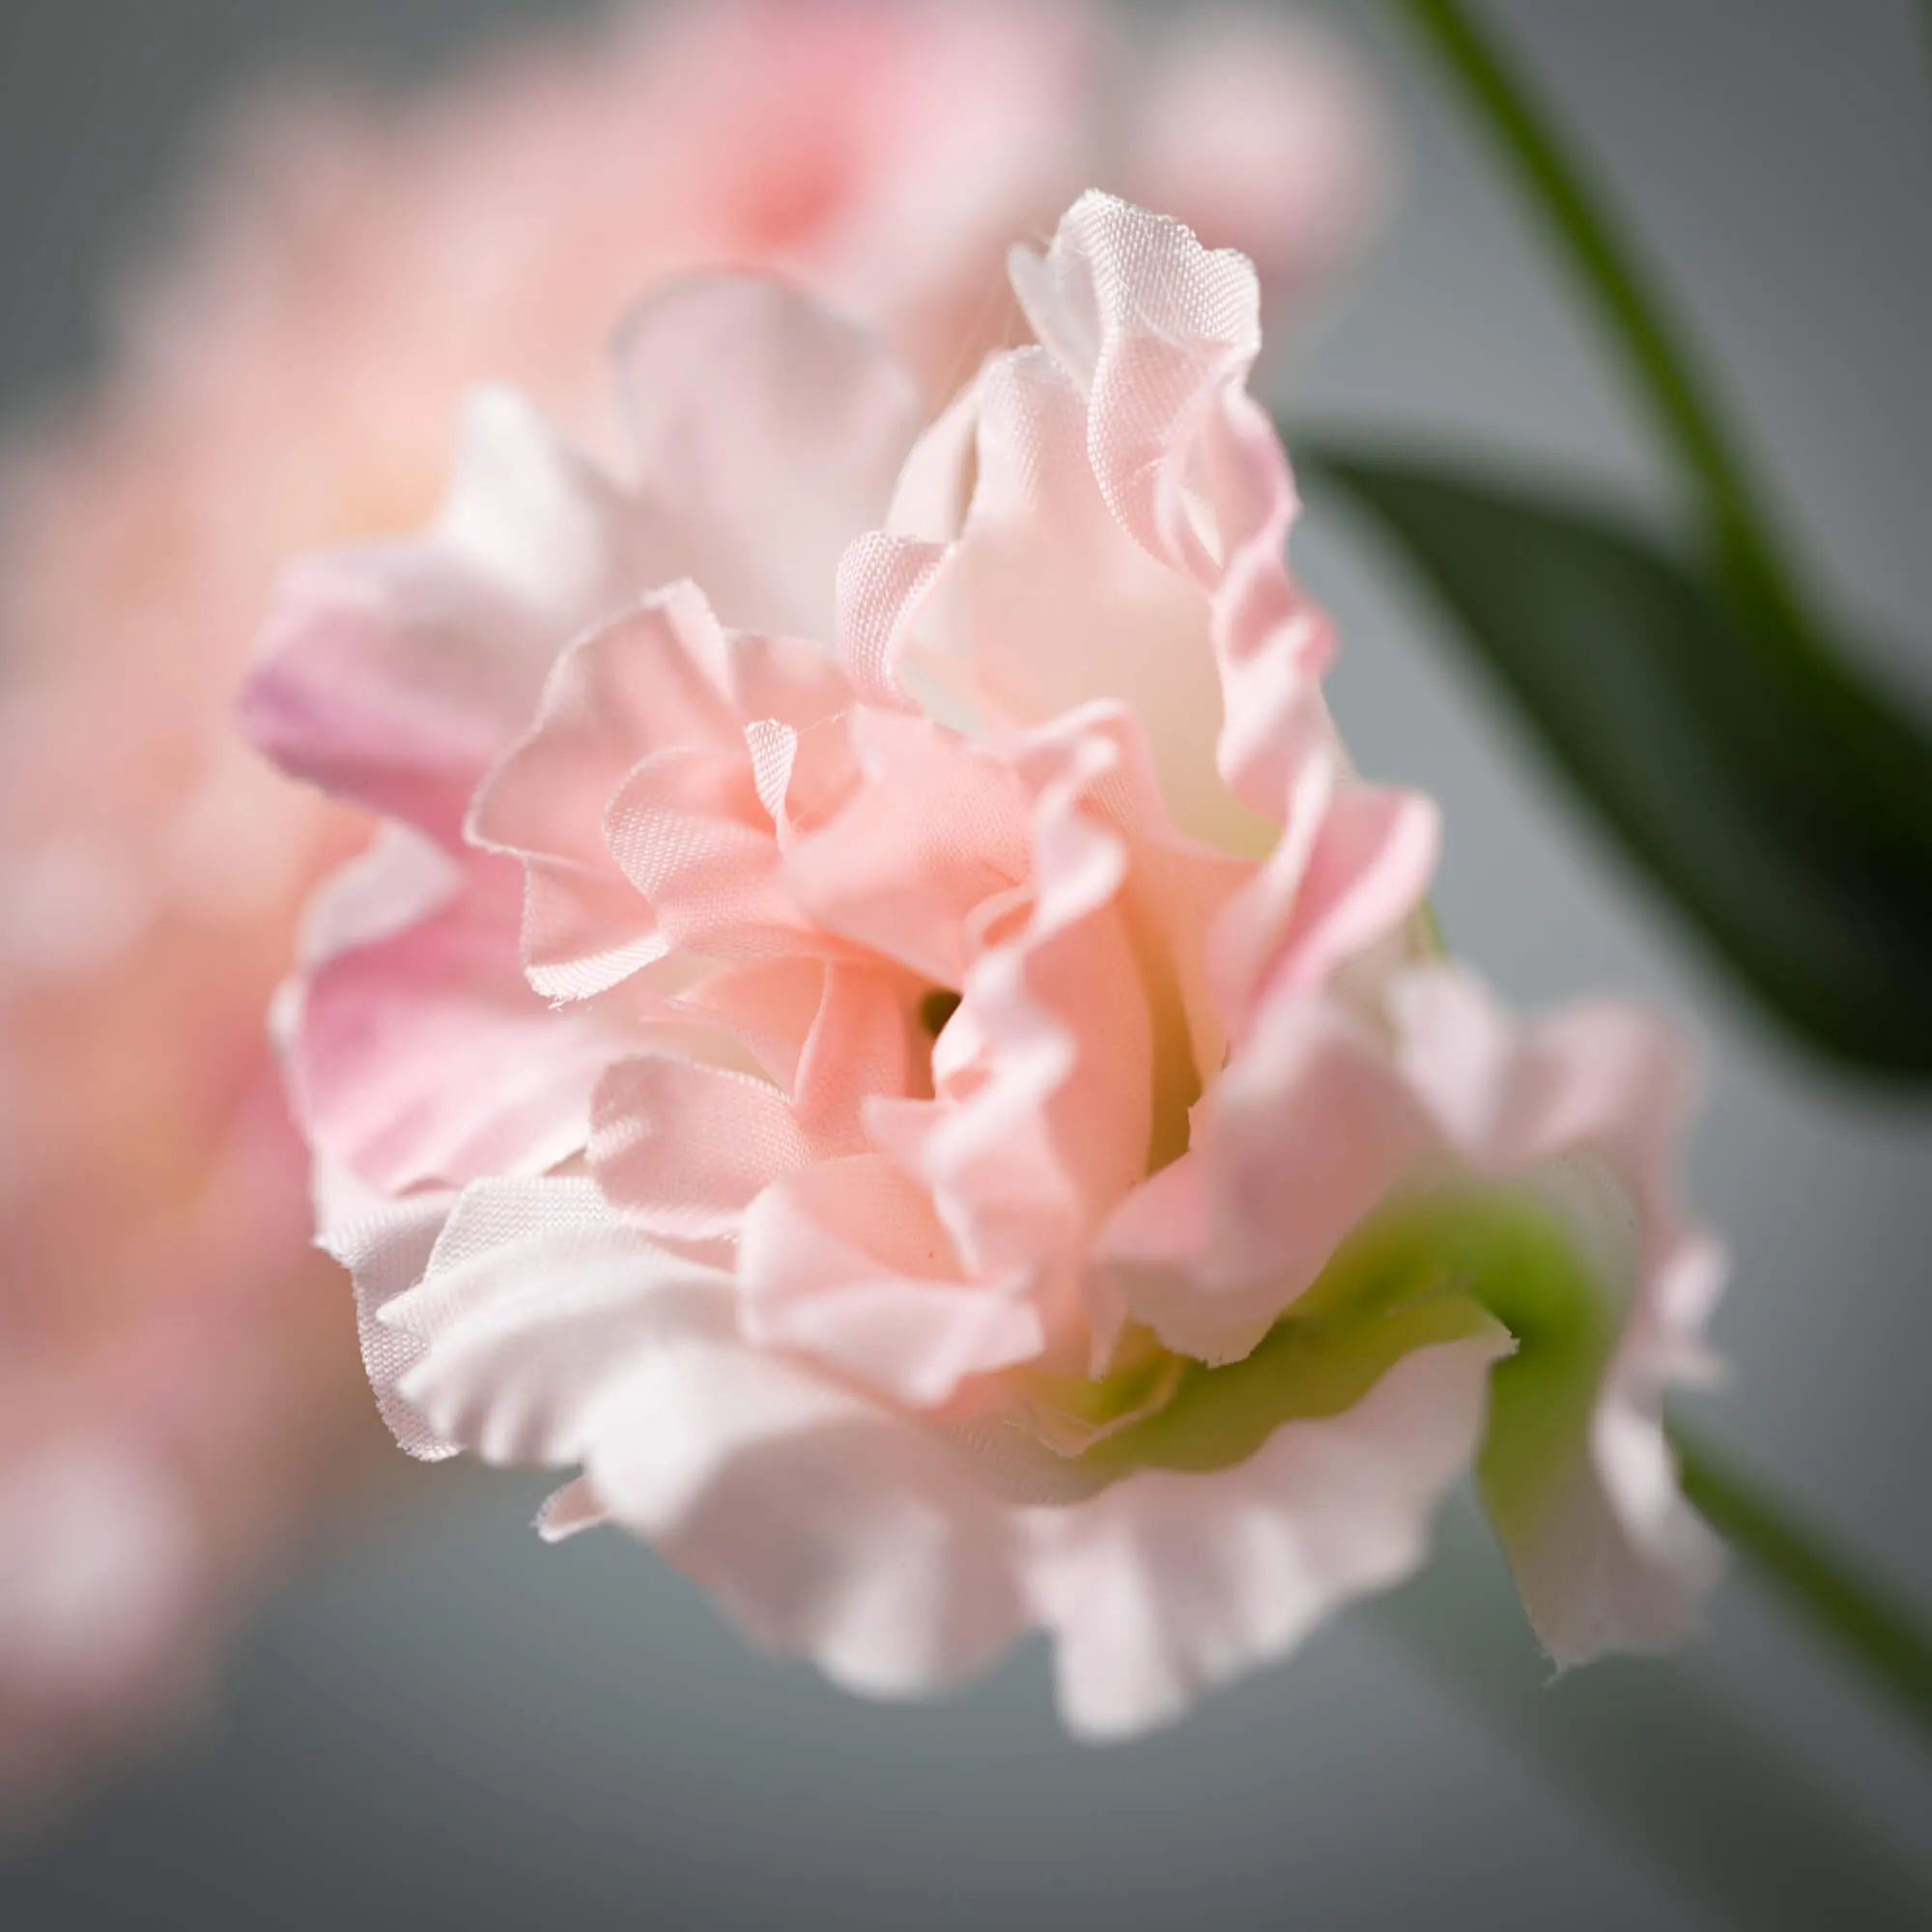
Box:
316;1175;460;1462
740;1153;1040;1406
674;956;829;1094
1022;1330;1506;1740
789;962;924;1150
613;273;923;640
291;834;617;1194
1123;14;1384;302
867;717;1156;1357
583;1329;1027;1701
590;1055;812;1239
470;590;861;1002
605;746;829;961
355;1182;1030;1705
1100;995;1435;1365
890;346;1269;857
783;707;1032;986
240;545;545;848
239;388;641;844
1391;965;1727;1663
468;583;745;1000
1210;758;1439;1042
671;958;925;1152
497;609;858;987
435;387;653;627
1395;969;1696;1204
834;532;949;710
534;1477;607;1544
1009;190;1336;825
387;1176;734;1465
722;629;857;745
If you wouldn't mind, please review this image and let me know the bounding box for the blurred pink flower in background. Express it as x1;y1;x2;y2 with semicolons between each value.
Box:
242;191;1721;1738
1127;11;1383;310
0;1;1382;1794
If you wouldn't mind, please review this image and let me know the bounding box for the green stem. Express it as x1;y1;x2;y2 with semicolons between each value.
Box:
1386;6;1932;1715
1373;1500;1932;1928
1387;0;1820;665
1672;1424;1932;1740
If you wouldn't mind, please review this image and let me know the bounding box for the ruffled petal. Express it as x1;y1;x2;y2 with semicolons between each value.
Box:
1099;993;1435;1365
604;747;827;962
1209;752;1438;1044
240;546;547;848
1024;1331;1506;1740
866;710;1159;1362
668;957;924;1153
590;1055;812;1240
435;387;651;628
834;531;951;712
469;582;861;999
673;956;830;1096
534;1477;607;1544
467;582;739;999
386;1176;733;1465
314;1172;460;1461
239;389;640;844
1392;966;1727;1664
614;274;923;640
787;961;924;1150
360;1185;1030;1703
1009;190;1336;827
740;1153;1040;1406
583;1327;1027;1701
782;707;1032;986
889;347;1267;857
289;832;618;1194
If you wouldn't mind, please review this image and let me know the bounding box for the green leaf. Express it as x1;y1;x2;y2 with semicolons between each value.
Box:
1297;440;1932;1081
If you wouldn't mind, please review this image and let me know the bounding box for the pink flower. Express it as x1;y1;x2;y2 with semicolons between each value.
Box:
0;1;1383;1784
1123;10;1387;312
244;191;1723;1737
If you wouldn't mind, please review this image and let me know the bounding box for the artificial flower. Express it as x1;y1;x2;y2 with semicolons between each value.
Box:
0;0;1380;1785
243;190;1723;1737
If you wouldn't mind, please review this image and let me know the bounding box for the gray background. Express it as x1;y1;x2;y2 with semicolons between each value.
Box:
2;1;1929;1926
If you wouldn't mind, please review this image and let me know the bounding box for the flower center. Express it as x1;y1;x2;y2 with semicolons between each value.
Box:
919;987;963;1037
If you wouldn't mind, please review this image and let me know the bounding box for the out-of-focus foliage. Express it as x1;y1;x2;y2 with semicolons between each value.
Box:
1299;440;1932;1081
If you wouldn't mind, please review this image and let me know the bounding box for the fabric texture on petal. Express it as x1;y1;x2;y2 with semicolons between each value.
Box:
387;1176;734;1466
239;389;643;846
590;1055;816;1240
584;1321;1029;1702
739;1153;1040;1406
1009;190;1337;830
1024;1329;1507;1739
467;582;739;999
782;706;1032;987
314;1168;460;1461
289;835;619;1195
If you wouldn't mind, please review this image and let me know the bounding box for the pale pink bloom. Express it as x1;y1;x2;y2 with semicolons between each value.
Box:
244;191;1722;1736
0;1;1383;1782
1124;10;1387;311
